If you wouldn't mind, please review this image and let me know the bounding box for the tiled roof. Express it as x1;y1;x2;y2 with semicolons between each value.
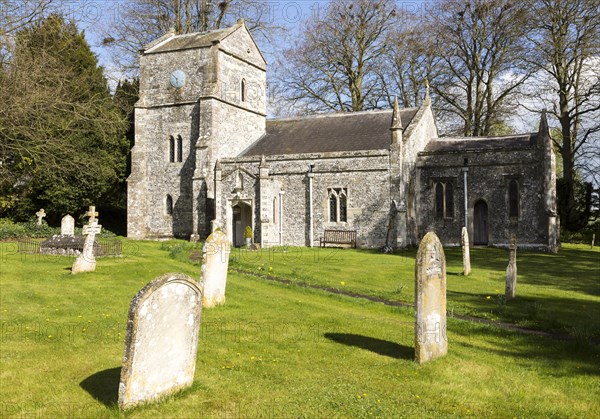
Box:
242;108;418;156
421;134;537;154
145;26;237;54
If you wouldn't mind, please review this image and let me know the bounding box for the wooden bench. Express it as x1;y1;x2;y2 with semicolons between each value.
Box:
319;230;357;248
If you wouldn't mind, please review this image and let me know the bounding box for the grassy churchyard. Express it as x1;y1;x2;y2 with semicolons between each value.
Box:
0;240;599;418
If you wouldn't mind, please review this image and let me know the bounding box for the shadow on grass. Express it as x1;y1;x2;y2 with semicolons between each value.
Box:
325;333;413;360
80;367;120;406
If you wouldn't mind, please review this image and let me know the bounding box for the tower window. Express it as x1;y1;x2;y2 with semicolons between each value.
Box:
241;79;246;102
166;195;173;216
169;136;175;163
509;180;519;218
328;188;348;223
177;135;183;162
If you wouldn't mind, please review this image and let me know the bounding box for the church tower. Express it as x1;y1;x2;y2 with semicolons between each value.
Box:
127;20;267;239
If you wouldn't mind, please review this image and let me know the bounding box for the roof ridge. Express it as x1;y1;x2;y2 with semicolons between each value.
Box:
268;107;417;123
437;133;535;141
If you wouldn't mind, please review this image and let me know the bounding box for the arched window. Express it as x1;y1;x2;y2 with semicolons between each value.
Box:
509;180;519;218
329;191;338;222
166;195;173;216
328;188;348;223
339;190;347;222
435;183;444;219
445;182;454;218
241;79;246;102
176;135;183;162
273;196;278;224
169;136;175;163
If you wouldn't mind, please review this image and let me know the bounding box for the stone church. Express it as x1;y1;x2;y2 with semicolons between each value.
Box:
128;21;559;251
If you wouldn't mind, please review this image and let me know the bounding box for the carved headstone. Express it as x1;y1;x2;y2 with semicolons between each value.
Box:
505;235;517;300
61;215;75;236
415;231;448;364
35;208;46;225
72;206;101;274
118;273;202;409
592;233;595;249
461;227;471;276
200;230;231;308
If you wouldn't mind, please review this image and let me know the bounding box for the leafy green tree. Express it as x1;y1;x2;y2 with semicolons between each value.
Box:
0;14;128;223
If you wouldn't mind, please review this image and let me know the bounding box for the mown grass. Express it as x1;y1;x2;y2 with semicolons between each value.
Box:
229;243;600;340
0;240;598;418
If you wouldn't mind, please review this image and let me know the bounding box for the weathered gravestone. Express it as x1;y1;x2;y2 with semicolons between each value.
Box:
415;231;448;364
61;214;75;236
118;273;202;409
461;226;471;276
505;235;517;300
35;208;46;225
200;230;231;308
72;206;101;274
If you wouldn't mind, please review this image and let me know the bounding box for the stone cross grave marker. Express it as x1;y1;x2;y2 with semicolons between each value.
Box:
505;235;517;300
71;206;101;274
61;214;75;236
461;226;471;276
415;231;448;364
118;273;202;410
200;230;231;308
35;208;46;225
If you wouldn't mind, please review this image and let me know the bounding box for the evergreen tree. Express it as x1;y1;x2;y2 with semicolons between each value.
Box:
0;14;128;223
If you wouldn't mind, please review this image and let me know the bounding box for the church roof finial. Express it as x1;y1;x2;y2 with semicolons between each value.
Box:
424;78;431;103
539;109;549;135
391;96;403;130
537;109;550;147
259;154;268;168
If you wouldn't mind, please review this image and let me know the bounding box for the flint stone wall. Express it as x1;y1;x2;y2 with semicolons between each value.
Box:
416;145;551;249
218;150;391;248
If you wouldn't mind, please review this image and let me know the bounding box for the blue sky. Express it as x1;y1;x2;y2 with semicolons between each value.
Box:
63;1;335;77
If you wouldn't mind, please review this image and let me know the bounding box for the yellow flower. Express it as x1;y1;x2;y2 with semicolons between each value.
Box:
486;296;491;299
495;289;500;293
341;281;346;286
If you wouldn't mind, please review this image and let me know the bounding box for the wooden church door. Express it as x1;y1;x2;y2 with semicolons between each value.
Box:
473;200;489;245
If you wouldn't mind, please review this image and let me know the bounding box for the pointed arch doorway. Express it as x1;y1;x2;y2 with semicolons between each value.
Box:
231;201;252;247
473;200;489;245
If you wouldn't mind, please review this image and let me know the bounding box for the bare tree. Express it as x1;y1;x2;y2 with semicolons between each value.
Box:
524;0;600;229
426;0;533;136
278;0;398;113
103;0;280;76
379;18;437;109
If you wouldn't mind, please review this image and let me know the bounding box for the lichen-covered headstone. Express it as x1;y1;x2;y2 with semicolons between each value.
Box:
71;207;101;274
61;214;75;236
505;235;517;300
461;227;471;276
118;273;202;409
200;230;231;308
415;231;447;364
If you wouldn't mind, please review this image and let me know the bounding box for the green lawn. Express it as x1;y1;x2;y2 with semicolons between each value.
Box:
0;240;599;418
230;243;600;340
